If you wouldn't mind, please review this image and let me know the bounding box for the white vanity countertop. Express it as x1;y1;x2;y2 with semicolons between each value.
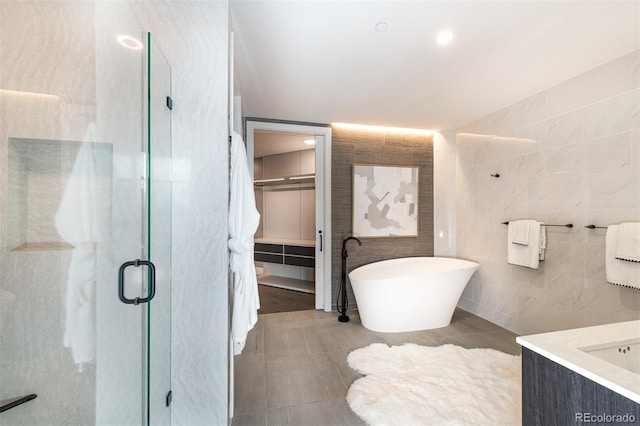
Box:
254;237;315;247
517;320;640;404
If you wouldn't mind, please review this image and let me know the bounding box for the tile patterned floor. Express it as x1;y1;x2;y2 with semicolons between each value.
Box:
232;308;521;426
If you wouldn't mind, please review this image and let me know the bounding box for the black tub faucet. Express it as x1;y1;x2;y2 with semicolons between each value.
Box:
342;236;362;260
338;236;362;322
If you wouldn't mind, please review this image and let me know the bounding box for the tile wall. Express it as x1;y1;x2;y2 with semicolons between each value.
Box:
331;126;434;309
455;50;640;334
433;130;457;257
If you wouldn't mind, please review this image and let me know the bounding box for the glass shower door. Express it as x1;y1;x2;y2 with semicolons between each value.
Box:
0;2;171;425
145;33;172;426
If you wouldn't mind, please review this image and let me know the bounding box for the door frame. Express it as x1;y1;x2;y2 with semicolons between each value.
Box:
245;119;332;311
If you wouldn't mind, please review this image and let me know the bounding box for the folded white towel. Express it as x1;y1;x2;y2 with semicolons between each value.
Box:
539;223;546;261
509;220;531;245
606;225;640;289
615;222;640;263
508;221;544;269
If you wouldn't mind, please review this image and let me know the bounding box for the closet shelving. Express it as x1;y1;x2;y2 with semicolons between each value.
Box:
254;238;316;294
253;173;315;187
253;148;316;295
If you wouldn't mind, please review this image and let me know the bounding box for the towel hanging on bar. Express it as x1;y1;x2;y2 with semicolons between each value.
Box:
507;221;546;269
615;222;640;263
606;225;640;289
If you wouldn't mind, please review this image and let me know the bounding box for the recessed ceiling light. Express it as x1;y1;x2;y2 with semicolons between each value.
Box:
117;34;143;50
375;22;387;32
304;139;316;145
436;30;453;46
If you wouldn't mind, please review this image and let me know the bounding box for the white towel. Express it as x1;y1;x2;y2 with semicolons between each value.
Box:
508;220;531;245
606;225;640;289
615;222;640;263
508;221;545;269
538;223;546;261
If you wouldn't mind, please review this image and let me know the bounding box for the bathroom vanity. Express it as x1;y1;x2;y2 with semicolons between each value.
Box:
517;321;640;425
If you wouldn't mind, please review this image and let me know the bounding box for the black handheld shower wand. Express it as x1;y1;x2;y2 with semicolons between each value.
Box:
338;236;362;322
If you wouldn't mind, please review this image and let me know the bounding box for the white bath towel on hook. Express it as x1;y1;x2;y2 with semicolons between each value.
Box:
229;131;261;355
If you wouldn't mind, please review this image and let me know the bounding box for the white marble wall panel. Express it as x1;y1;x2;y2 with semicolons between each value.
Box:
456;50;640;335
0;1;96;104
546;51;639;118
586;131;634;174
0;2;112;424
588;170;640;210
632;129;640;170
433;130;457;257
582;89;640;140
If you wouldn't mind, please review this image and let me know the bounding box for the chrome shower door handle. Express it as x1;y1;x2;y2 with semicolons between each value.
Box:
118;259;156;305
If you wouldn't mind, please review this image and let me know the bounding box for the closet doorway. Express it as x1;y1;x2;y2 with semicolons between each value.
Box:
246;120;331;311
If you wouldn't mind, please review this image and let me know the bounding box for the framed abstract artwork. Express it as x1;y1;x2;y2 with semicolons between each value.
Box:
352;164;419;237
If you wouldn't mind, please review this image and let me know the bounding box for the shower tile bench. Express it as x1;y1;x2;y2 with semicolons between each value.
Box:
254;238;315;294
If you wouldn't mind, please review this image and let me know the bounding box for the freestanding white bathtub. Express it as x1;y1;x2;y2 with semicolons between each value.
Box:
348;257;479;333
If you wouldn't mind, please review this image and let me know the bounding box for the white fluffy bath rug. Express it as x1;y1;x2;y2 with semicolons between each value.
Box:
346;343;521;426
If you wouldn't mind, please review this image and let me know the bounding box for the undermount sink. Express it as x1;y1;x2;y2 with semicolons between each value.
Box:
581;339;640;375
516;320;640;404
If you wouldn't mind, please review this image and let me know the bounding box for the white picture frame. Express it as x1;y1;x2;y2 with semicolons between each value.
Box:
352;164;419;237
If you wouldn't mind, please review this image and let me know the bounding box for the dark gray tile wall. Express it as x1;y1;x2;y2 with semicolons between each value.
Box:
331;127;434;309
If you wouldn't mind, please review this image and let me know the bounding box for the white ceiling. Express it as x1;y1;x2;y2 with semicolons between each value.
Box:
254;130;315;157
231;1;639;131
